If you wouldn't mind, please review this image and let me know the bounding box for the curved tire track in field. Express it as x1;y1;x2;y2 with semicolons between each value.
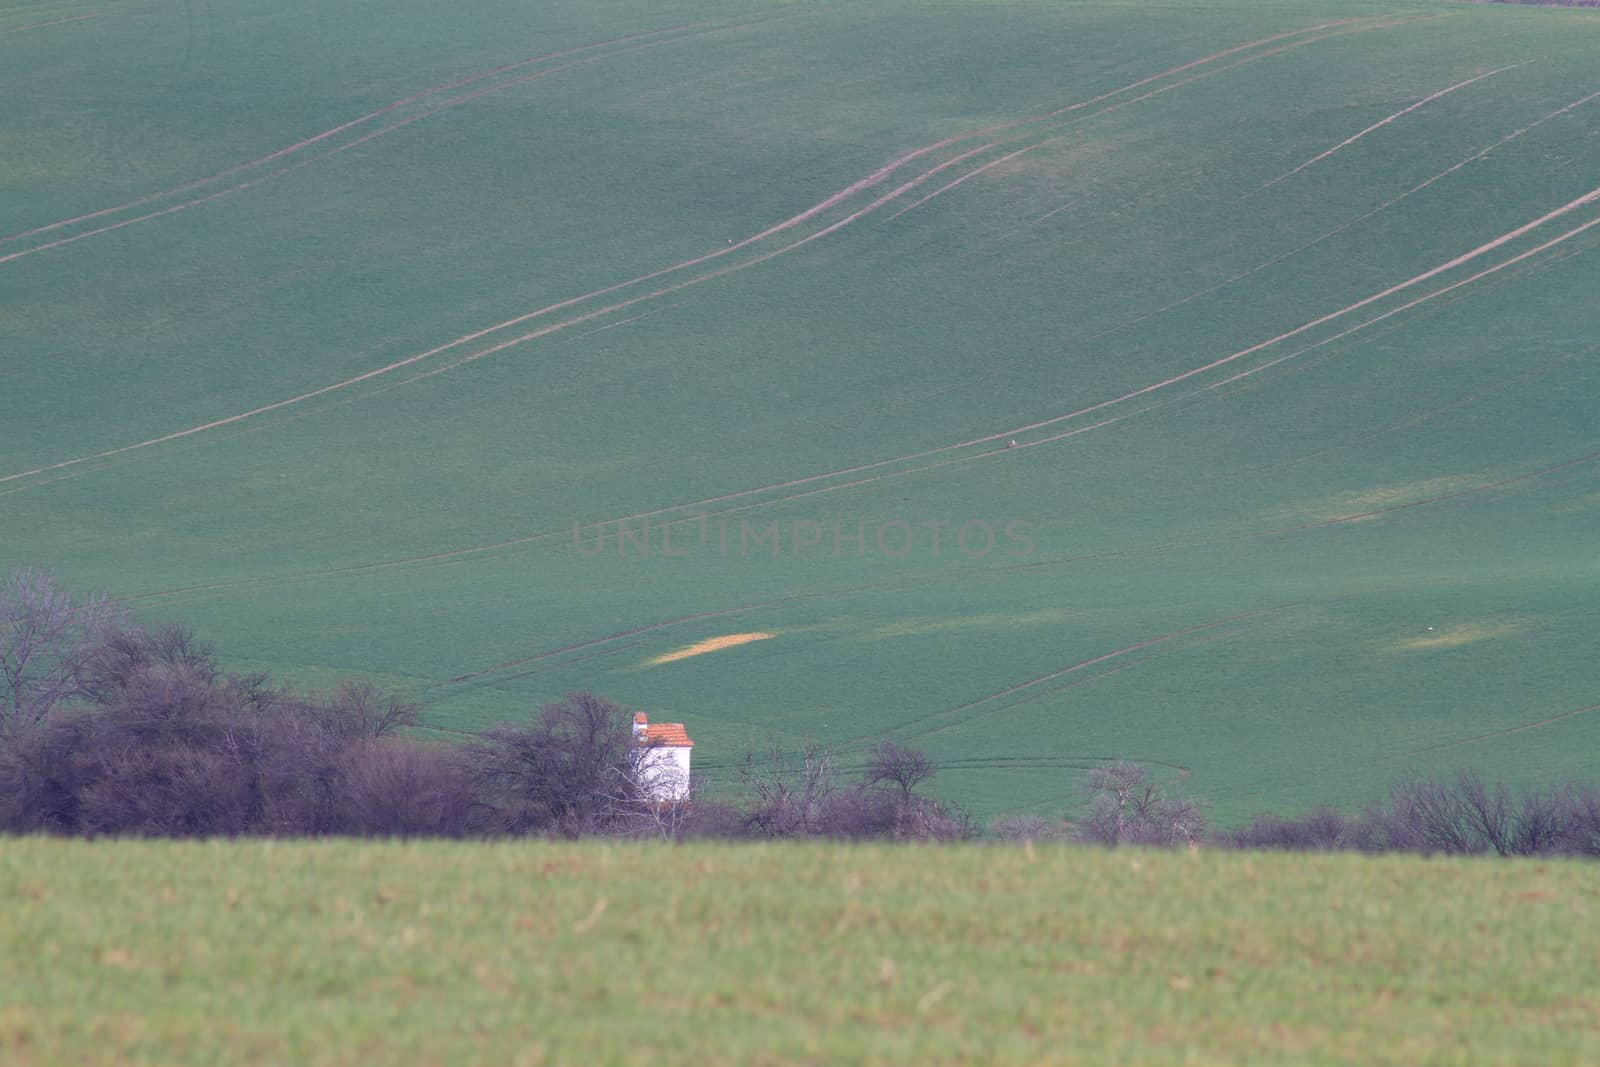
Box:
883;144;1039;222
7;132;1095;497
1202;208;1600;391
0;14;1418;490
65;188;1600;601
0;26;754;268
1067;86;1600;357
1197;231;1600;457
1254;63;1530;193
1380;701;1600;761
917;608;1280;737
0;12;107;37
929;664;1141;728
516;194;1600;517
880;13;1450;224
932;756;1192;789
1005;185;1600;431
90;200;1600;594
627;205;1600;518
573;178;1600;525
0;22;706;249
3;12;1364;257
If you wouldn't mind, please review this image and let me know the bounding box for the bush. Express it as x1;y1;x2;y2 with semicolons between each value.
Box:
327;740;479;838
730;742;967;841
1215;775;1600;859
0;712;96;833
991;814;1073;844
470;692;648;838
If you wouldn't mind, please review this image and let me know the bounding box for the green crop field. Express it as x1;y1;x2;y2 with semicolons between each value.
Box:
4;0;1599;822
2;838;1597;1064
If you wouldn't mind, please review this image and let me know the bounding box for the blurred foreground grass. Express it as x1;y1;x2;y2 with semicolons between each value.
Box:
1;838;1596;1064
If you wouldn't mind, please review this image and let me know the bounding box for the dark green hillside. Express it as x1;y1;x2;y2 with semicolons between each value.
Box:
4;0;1598;819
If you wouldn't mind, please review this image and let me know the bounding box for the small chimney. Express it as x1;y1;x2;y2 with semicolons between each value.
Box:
632;711;648;741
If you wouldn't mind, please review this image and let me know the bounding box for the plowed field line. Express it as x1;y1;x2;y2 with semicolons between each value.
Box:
1256;63;1529;192
1382;701;1600;760
384;179;1600;542
0;15;1419;487
388;21;1433;388
0;12;106;37
1206;210;1600;390
882;14;1448;222
637;208;1600;508
0;22;704;246
933;608;1278;721
929;664;1139;728
1072;87;1600;354
0;29;738;267
95;202;1596;591
977;188;1600;449
93;203;1600;602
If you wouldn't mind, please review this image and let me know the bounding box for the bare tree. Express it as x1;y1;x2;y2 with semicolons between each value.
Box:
1081;761;1204;847
1512;785;1571;856
305;680;420;740
85;622;217;703
0;567;122;732
1377;774;1483;855
867;742;935;800
1383;772;1576;857
736;743;840;837
1458;772;1513;856
595;769;699;841
1557;785;1600;857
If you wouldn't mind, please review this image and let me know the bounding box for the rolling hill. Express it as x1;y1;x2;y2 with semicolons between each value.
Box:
4;0;1598;821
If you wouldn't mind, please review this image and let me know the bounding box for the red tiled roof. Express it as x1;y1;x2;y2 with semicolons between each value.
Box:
642;722;693;748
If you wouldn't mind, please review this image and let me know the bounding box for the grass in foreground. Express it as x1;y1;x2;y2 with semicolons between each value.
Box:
1;839;1596;1065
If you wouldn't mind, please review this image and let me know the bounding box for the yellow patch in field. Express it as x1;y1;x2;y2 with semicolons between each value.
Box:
866;609;1074;639
1271;475;1480;524
647;632;774;666
1387;621;1518;652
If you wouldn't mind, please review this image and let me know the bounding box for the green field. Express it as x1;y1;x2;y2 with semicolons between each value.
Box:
0;838;1595;1064
4;0;1599;822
